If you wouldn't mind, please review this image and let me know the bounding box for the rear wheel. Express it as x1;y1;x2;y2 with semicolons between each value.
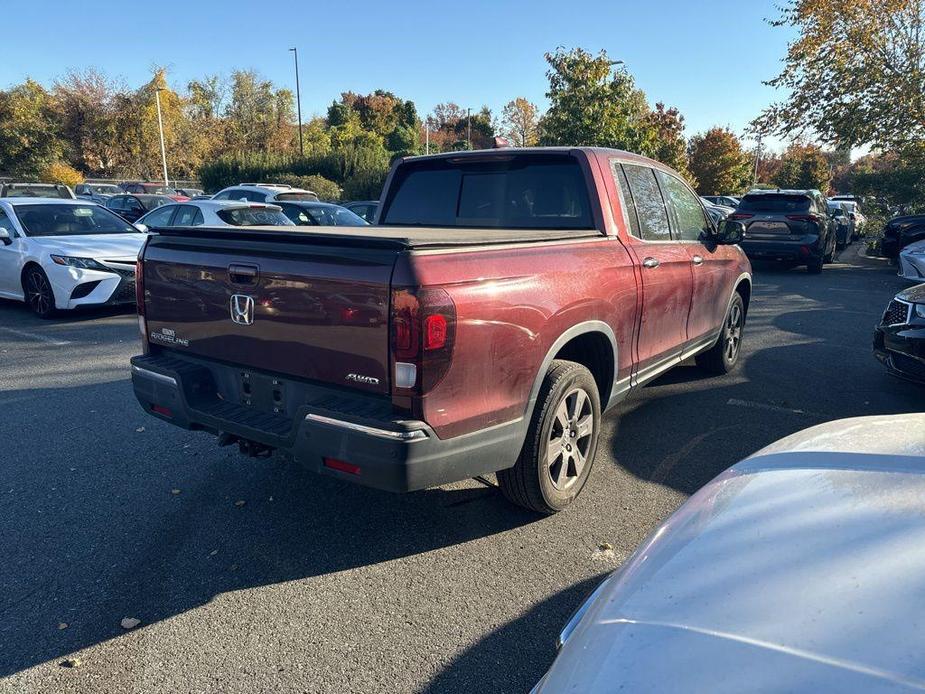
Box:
696;293;745;374
807;257;824;273
497;360;601;514
23;266;56;318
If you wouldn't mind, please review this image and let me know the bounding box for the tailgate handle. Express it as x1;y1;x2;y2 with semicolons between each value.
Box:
228;264;259;285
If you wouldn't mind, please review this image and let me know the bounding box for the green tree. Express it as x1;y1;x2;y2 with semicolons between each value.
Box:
687;127;752;195
645;102;693;182
539;47;655;154
774;143;832;191
225;70;294;153
501;97;539;147
52;69;123;176
0;79;63;176
753;0;925;148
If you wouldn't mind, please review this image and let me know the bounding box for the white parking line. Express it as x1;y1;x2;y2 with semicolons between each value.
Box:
0;327;71;346
726;398;819;417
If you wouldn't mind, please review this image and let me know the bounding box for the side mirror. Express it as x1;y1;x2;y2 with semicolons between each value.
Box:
0;227;11;245
715;219;745;245
135;223;149;233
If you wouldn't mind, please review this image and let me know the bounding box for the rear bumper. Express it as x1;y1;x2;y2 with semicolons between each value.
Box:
873;323;925;384
740;237;822;263
130;352;523;492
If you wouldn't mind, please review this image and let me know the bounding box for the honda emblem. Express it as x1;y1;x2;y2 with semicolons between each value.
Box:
230;294;255;325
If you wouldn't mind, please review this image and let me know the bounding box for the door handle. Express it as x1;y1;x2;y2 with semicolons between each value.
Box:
642;257;660;269
691;255;704;266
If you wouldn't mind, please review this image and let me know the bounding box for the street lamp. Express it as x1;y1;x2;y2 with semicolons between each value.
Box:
154;87;169;188
289;47;304;156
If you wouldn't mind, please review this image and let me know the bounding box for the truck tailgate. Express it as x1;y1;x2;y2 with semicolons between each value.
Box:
141;230;396;395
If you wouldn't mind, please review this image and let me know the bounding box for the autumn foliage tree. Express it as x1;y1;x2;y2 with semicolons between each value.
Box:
687;127;753;195
754;0;925;149
774;143;833;191
645;103;694;183
501;97;539;147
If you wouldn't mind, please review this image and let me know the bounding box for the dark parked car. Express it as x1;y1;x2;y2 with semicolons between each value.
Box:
106;194;174;223
701;195;740;208
874;283;925;383
175;187;204;198
881;214;925;259
277;201;369;227
75;183;124;204
0;182;75;199
731;189;837;273
827;201;854;249
120;182;189;201
130;147;752;514
341;200;378;223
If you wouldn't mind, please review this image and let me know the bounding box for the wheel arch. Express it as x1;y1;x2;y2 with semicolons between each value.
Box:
524;321;618;424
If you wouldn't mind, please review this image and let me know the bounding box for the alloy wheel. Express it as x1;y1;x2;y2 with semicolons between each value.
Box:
546;387;594;490
724;302;743;362
27;270;52;316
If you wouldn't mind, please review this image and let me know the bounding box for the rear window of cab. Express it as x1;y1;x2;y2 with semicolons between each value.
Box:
380;155;594;230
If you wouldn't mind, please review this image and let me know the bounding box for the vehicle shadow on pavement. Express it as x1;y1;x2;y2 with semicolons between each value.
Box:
421;575;603;694
0;377;537;679
607;252;921;497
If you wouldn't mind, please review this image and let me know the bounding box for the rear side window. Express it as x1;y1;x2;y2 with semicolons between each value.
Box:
216;208;295;226
141;204;177;227
381;156;594;230
739;194;812;213
611;161;641;237
173;205;204;226
275;192;319;202
622;164;670;241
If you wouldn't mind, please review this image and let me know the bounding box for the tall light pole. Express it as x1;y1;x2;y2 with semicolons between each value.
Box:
154;87;169;187
466;108;471;150
753;134;763;186
289;47;304;156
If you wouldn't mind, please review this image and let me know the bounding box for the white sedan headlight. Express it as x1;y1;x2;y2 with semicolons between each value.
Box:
50;255;110;271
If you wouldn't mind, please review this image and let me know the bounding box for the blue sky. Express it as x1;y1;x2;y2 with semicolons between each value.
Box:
4;0;796;151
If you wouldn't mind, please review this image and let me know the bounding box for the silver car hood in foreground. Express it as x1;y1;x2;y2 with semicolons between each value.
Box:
537;415;925;693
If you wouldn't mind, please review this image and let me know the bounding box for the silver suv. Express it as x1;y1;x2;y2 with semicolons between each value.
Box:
211;183;318;204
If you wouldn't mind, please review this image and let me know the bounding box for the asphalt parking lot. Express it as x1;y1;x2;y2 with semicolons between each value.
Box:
0;246;921;694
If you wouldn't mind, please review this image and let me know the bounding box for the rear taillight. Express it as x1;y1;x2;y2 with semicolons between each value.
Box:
785;214;821;223
390;287;456;394
728;213;753;221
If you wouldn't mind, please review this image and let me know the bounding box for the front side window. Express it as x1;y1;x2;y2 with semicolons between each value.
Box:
657;170;710;241
14;204;138;236
212;190;231;200
107;196;125;211
0;208;15;236
622;164;670;241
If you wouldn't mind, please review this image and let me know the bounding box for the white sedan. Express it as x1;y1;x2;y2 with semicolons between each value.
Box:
898;238;925;282
535;414;925;693
0;198;145;317
134;199;295;230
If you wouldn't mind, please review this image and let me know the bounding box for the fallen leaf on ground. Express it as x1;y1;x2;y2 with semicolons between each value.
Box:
120;617;141;629
61;658;81;668
209;549;218;556
170;489;181;495
58;622;68;630
234;500;246;507
135;427;145;433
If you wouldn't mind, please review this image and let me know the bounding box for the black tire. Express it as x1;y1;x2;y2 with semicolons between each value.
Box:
807;258;824;274
22;266;57;318
696;293;745;374
497;360;601;514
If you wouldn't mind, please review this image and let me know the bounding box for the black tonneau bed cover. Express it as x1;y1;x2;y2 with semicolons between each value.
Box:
150;225;603;250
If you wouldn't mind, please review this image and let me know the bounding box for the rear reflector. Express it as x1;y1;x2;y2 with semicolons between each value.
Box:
151;404;173;418
323;457;361;475
424;314;448;350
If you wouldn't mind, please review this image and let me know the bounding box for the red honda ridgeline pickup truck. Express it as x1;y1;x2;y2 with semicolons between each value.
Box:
131;148;751;513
